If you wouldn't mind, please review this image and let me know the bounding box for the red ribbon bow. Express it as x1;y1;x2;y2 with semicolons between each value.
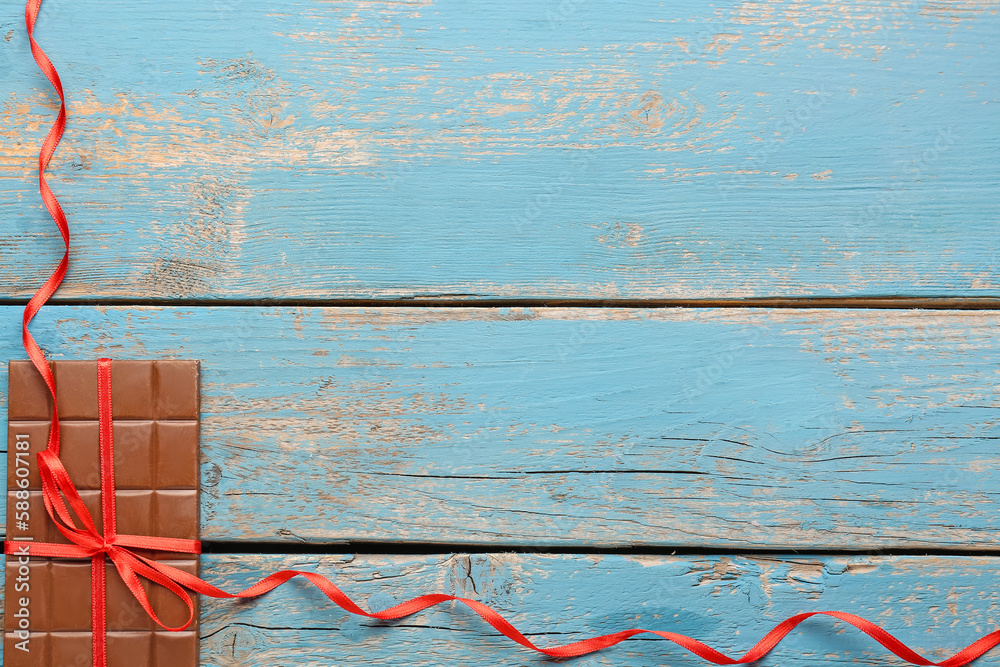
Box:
10;0;1000;665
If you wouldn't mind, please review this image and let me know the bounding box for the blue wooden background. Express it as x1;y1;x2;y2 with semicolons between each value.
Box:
2;1;999;665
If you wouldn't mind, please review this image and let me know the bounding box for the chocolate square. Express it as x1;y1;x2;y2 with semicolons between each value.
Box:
5;360;200;667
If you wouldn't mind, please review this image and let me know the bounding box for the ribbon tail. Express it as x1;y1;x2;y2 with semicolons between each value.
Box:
115;562;1000;666
22;0;70;460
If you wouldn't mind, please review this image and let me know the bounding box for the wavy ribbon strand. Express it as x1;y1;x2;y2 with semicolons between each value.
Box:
13;0;1000;665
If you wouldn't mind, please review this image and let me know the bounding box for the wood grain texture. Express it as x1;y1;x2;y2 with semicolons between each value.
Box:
4;305;1000;548
1;0;997;300
2;552;999;666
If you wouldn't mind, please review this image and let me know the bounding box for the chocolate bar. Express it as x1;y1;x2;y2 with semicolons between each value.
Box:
5;360;200;667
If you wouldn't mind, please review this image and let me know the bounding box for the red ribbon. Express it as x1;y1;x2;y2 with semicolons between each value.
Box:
11;0;1000;664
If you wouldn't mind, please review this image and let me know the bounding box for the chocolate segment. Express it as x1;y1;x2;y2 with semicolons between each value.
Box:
6;360;200;667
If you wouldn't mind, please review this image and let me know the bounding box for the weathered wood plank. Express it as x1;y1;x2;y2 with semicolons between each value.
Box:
2;0;997;300
4;553;1000;665
4;306;1000;548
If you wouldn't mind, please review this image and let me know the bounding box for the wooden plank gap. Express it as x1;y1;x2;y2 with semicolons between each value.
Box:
8;296;1000;310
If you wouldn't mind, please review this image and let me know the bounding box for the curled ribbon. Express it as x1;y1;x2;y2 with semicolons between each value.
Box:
10;0;1000;665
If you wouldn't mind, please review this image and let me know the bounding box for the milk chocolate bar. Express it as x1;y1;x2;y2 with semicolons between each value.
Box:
5;360;200;667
